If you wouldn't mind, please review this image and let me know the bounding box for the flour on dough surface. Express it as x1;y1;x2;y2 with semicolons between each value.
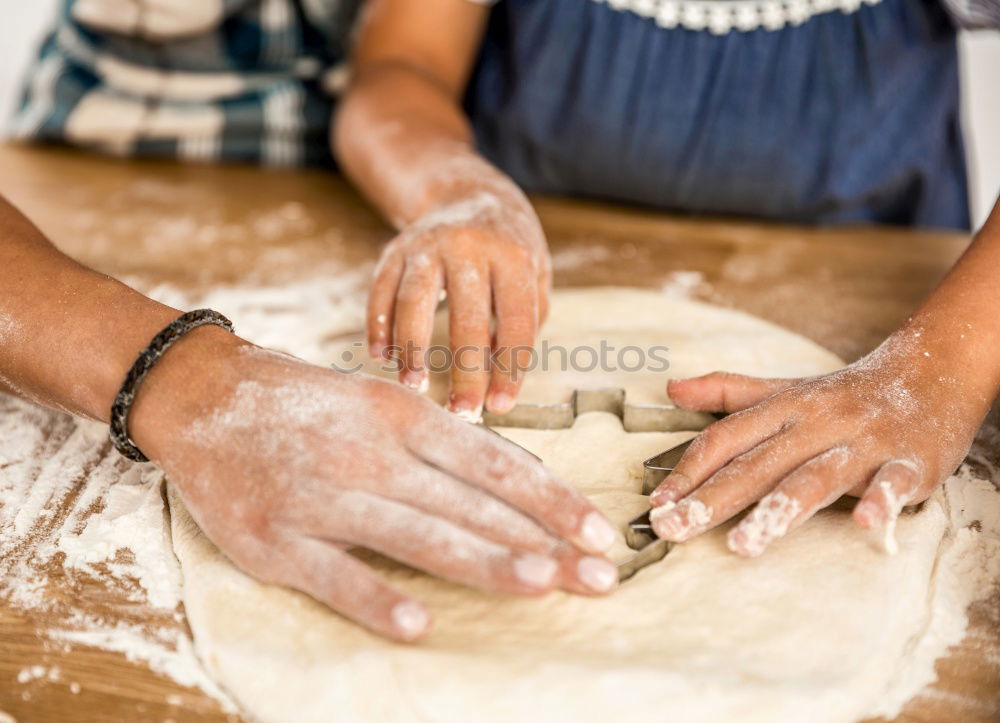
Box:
165;289;1000;723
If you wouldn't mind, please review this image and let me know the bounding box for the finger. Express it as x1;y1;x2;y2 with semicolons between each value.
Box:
445;259;492;421
391;462;617;595
367;250;405;360
852;459;923;556
373;461;557;554
393;253;443;392
726;446;857;557
408;418;618;556
650;405;788;506
650;427;820;542
261;536;431;642
486;258;538;414
667;373;801;414
552;542;619;596
324;490;615;595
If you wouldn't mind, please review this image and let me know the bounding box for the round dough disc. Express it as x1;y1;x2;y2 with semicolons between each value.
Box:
168;288;995;723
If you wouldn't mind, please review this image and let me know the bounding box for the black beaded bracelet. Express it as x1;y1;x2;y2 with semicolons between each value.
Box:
110;309;235;462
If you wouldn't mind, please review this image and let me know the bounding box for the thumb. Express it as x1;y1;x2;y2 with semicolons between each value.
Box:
667;372;801;413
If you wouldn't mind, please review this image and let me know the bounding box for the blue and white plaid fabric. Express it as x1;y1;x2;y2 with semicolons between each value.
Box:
10;0;361;166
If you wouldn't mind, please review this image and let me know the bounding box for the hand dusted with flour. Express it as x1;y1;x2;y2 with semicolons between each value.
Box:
365;182;549;419
653;197;1000;555
336;0;550;419
0;191;614;644
143;344;618;641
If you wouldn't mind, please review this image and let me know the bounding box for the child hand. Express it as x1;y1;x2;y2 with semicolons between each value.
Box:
367;190;550;419
648;335;990;556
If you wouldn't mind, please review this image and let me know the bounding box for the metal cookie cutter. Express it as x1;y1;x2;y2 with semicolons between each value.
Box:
616;437;696;582
484;389;711;581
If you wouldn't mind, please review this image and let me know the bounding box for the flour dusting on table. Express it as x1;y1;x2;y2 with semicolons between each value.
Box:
1;276;368;708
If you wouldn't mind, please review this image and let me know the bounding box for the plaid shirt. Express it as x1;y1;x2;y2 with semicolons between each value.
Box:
10;0;361;166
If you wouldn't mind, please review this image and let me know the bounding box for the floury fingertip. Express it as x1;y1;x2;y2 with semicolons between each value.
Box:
451;406;484;424
577;557;618;593
650;498;711;541
579;512;616;553
650;472;690;506
486;391;515;414
391;600;430;640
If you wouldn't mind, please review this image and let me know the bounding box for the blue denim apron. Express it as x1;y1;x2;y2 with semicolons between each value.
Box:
467;0;970;229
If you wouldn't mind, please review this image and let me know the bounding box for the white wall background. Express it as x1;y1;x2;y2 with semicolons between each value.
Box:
0;2;996;226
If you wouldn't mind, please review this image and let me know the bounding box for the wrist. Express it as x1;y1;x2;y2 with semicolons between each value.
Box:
419;179;546;251
879;317;999;416
127;325;250;462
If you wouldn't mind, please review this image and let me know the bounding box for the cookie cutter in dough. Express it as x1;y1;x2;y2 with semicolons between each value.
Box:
482;388;716;433
612;437;700;581
641;438;695;495
484;389;711;581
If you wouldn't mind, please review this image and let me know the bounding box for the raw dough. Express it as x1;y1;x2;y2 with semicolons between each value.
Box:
167;289;1000;722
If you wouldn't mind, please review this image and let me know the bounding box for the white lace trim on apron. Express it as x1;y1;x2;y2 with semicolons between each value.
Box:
592;0;883;35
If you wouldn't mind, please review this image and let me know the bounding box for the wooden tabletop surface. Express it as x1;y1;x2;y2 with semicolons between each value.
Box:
0;144;995;722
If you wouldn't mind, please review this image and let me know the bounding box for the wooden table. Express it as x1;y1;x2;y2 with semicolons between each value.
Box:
0;144;995;722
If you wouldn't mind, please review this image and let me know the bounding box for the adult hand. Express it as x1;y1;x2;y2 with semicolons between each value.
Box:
133;341;617;642
367;190;551;420
648;334;990;556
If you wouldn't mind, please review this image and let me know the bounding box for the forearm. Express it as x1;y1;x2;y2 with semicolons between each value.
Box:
334;64;537;233
888;197;1000;404
0;195;240;433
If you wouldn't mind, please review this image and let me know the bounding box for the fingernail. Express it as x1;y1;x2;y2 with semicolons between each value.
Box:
577;557;618;593
391;600;430;639
514;554;558;588
370;342;386;359
649;503;682;539
448;394;484;423
727;525;770;558
487;392;515;414
650;473;689;506
650;486;676;506
727;492;800;557
853;499;882;528
579;512;617;553
450;405;483;424
879;480;906;518
726;527;750;555
650;499;711;541
402;372;429;393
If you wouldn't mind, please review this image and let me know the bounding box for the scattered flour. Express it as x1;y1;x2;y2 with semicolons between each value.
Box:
880;480;902;556
1;276;370;709
551;245;614;272
0;395;235;709
1;274;366;708
16;665;58;683
659;270;710;299
139;274;368;366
